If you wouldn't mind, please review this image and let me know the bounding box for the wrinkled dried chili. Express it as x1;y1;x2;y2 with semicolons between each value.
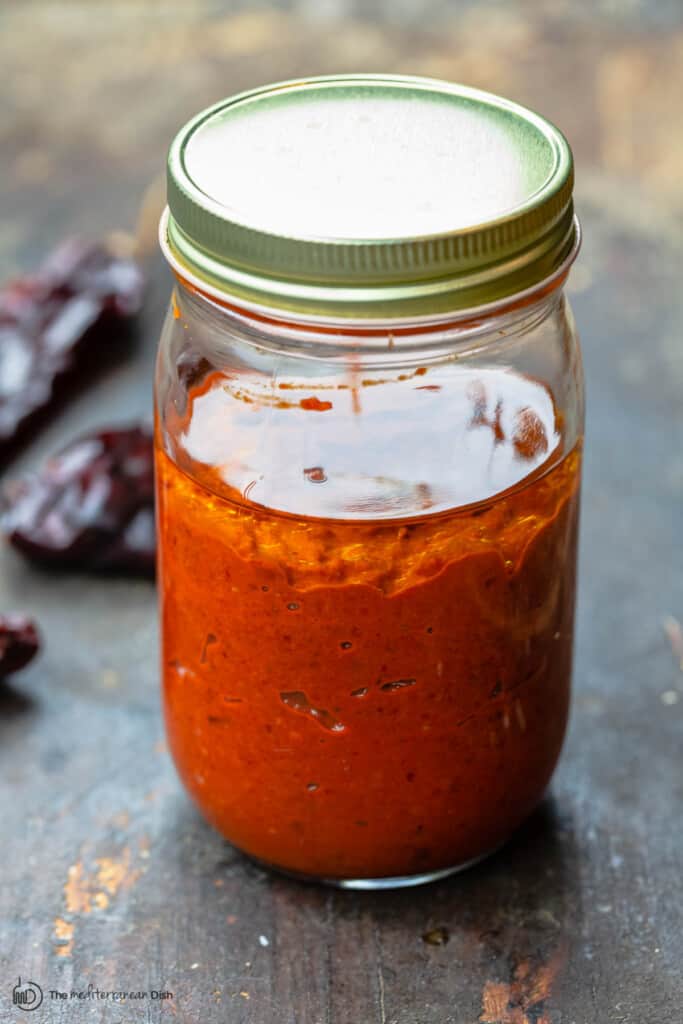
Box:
0;239;143;467
0;614;40;678
2;425;155;576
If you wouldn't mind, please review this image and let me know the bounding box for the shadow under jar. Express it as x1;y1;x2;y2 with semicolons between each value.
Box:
155;75;584;888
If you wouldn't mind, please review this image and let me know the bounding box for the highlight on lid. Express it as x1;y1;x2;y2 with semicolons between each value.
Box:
162;75;577;320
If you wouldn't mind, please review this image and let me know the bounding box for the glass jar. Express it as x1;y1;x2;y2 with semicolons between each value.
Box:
155;75;583;888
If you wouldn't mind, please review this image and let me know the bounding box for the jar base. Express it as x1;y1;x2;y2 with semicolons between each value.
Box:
250;844;502;890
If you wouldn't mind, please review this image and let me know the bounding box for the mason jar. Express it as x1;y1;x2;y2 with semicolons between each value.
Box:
155;75;583;888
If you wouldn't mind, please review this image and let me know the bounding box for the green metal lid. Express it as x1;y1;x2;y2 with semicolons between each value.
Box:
162;74;577;321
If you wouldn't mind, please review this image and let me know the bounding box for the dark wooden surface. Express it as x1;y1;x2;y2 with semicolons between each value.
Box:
1;3;682;1022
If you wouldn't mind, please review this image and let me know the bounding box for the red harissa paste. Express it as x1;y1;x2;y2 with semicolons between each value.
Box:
156;365;580;880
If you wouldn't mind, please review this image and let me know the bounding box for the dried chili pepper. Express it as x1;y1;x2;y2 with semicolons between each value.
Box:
0;239;144;467
0;614;40;678
1;425;155;576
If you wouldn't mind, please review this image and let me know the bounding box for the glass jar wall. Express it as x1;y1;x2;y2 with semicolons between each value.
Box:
155;283;583;885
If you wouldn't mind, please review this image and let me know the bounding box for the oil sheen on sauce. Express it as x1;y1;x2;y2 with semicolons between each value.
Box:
156;362;580;879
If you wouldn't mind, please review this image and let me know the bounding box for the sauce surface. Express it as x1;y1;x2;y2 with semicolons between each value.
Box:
156;365;580;879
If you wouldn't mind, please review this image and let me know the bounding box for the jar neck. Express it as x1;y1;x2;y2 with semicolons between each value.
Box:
173;272;567;367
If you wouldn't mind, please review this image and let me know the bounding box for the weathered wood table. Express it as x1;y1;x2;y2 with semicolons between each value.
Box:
1;3;681;1021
